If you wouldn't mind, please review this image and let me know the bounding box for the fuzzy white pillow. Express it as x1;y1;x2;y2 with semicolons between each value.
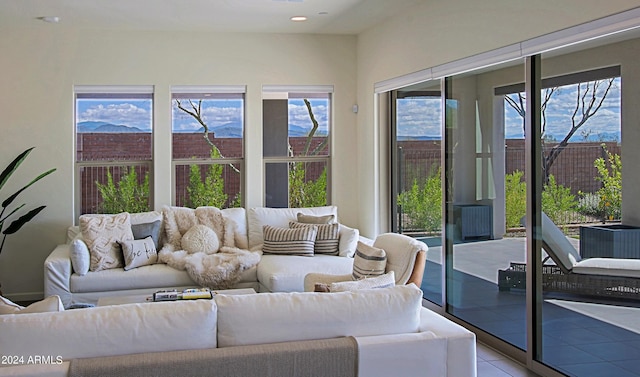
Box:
181;225;220;254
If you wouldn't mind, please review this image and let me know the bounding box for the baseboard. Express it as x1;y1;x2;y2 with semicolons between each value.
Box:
2;291;44;302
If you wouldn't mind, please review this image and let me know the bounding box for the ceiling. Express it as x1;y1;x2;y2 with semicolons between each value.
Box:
0;0;426;34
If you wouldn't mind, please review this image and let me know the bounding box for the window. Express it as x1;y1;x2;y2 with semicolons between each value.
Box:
74;86;153;217
171;86;245;208
262;87;332;208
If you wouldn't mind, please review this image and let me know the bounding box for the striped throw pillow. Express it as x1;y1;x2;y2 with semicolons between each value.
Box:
262;225;318;257
352;241;387;279
289;221;340;255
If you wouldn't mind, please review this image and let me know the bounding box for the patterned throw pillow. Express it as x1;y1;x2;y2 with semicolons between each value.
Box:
352;241;387;280
289;221;340;255
119;237;158;271
262;225;318;257
80;213;134;272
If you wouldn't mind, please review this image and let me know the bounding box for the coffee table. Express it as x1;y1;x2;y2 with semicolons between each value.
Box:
96;288;256;306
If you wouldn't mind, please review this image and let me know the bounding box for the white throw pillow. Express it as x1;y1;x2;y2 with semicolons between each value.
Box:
352;241;387;279
69;234;90;276
289;221;340;255
262;225;318;257
119;237;158;270
330;271;395;292
338;224;359;257
80;212;134;271
0;295;64;315
181;224;220;254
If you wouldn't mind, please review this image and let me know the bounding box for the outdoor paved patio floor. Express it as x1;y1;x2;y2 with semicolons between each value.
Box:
418;237;640;377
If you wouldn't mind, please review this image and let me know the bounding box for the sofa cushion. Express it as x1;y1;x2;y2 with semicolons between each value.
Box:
247;206;337;249
119;237;158;271
0;300;217;360
80;212;134;272
290;221;340;255
262;225;317;257
215;284;422;347
70;263;196;293
258;254;354;292
0;295;64;315
353;241;387;280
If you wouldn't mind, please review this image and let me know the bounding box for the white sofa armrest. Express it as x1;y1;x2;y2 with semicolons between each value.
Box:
355;331;446;377
420;308;477;377
44;245;73;308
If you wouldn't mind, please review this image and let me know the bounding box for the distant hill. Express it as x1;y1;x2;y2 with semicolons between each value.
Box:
397;135;441;141
77;121;148;133
175;121;327;138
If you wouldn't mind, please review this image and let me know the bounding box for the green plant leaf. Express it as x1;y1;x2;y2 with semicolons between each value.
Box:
1;168;56;209
2;206;46;235
0;147;34;192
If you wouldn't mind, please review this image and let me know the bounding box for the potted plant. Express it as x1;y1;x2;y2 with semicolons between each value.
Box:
0;147;56;295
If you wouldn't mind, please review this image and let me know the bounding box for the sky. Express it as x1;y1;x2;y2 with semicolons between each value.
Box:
76;99;153;131
396;77;621;141
76;97;329;135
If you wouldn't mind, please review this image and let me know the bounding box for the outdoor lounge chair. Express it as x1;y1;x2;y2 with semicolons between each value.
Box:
498;213;640;299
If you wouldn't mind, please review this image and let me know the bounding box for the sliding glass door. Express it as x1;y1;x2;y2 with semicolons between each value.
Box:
390;81;443;304
388;27;640;377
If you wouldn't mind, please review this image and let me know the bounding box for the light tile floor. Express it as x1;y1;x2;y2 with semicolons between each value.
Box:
477;342;542;377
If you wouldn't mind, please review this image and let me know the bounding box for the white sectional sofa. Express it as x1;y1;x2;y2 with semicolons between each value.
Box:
45;206;367;308
0;285;477;377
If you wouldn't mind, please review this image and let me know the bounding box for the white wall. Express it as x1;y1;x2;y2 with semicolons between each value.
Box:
0;28;357;299
356;0;640;237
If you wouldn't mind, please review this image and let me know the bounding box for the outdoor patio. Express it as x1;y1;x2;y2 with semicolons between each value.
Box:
419;237;640;377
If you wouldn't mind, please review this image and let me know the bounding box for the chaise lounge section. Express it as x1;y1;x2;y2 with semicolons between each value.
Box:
0;285;477;377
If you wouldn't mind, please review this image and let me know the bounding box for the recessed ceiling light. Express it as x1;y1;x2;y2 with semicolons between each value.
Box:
38;16;60;23
290;16;307;22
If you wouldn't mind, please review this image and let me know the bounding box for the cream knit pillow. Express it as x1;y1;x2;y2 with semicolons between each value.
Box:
80;212;134;271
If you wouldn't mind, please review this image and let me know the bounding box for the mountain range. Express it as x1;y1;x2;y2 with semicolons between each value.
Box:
78;121;327;138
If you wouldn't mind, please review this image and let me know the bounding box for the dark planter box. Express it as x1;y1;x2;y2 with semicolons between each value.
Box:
453;204;492;240
580;224;640;259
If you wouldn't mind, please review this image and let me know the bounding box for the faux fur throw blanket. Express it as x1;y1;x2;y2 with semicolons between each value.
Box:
158;206;260;289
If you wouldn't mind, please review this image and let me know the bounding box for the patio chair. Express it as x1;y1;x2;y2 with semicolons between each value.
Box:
498;212;640;299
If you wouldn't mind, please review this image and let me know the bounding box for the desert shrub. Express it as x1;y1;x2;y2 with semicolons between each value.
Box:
541;174;577;224
185;147;234;209
96;167;149;214
397;167;442;232
593;145;621;221
289;163;327;208
505;171;526;228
